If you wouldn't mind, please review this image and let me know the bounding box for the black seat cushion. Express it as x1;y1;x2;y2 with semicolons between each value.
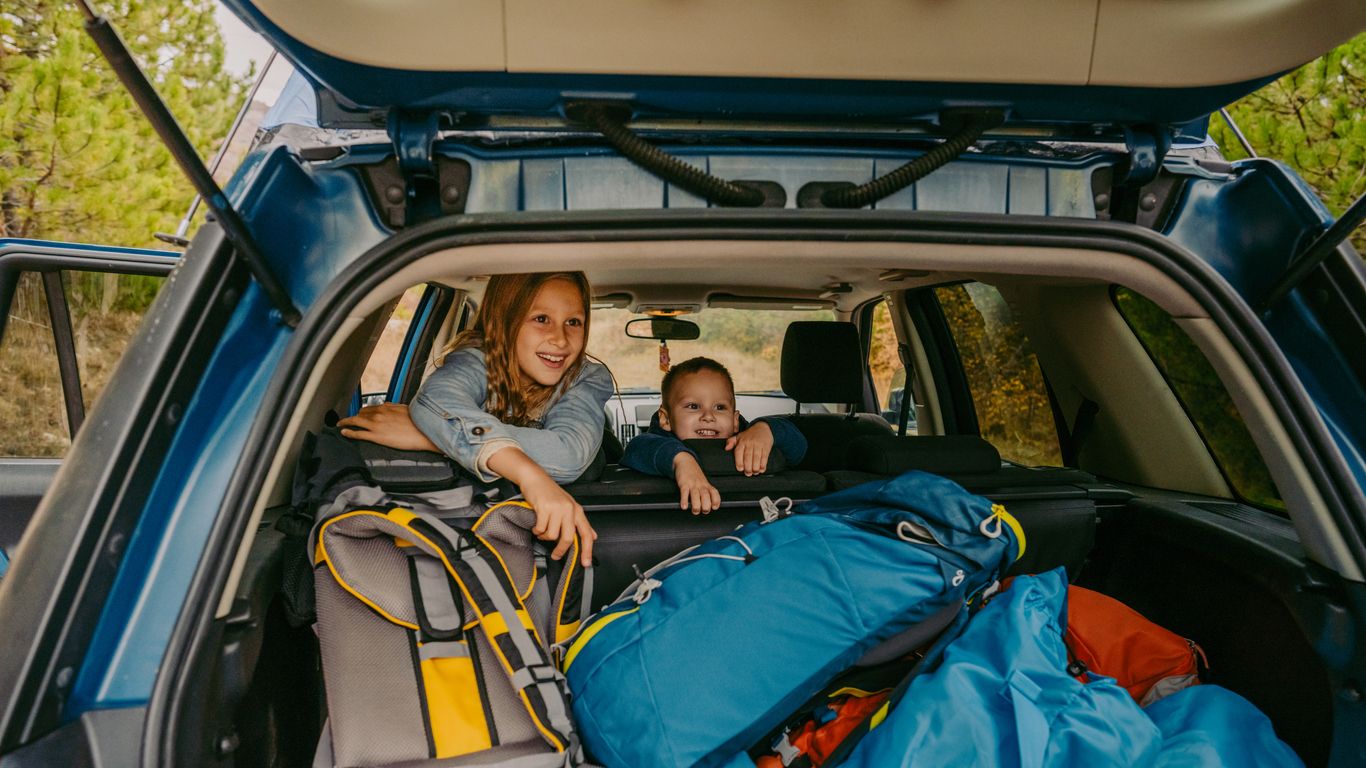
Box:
566;465;828;505
846;434;1001;476
787;414;894;472
682;438;789;476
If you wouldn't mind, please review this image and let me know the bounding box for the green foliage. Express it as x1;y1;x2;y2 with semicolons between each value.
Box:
0;0;248;309
1210;32;1366;252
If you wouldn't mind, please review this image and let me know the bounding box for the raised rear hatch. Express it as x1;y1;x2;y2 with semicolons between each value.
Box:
225;0;1366;128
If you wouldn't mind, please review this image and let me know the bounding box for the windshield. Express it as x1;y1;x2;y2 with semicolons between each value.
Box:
588;308;835;394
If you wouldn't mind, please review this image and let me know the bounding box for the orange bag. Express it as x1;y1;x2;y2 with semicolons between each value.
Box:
994;577;1204;705
758;691;889;768
1064;584;1206;705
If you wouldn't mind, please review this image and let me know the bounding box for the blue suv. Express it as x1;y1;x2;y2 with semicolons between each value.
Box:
2;2;1365;766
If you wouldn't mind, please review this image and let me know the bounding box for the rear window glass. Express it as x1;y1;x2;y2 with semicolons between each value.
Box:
935;283;1061;467
1113;287;1284;511
589;308;834;394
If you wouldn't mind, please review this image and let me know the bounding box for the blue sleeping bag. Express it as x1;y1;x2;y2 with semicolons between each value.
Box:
1146;685;1303;767
839;569;1303;768
561;471;1023;768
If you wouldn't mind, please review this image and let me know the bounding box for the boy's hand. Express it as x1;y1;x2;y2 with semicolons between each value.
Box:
338;403;441;452
725;420;774;476
520;473;597;565
673;452;720;515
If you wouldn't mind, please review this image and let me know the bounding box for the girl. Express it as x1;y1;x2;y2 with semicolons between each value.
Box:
339;272;610;567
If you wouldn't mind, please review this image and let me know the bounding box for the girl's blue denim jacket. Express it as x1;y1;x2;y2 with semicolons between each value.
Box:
409;348;613;483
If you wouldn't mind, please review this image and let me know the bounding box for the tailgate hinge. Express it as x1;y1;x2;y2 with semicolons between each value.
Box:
1119;125;1172;188
1093;125;1180;228
368;111;470;228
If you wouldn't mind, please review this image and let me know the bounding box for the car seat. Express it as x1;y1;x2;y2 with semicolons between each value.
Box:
780;321;894;471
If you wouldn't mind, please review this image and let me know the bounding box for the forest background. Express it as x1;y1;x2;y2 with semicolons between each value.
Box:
0;2;1363;473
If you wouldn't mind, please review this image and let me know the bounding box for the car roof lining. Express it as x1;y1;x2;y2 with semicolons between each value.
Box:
216;236;1353;617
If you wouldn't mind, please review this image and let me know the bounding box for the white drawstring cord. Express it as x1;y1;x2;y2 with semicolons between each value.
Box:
760;496;794;523
979;512;1004;538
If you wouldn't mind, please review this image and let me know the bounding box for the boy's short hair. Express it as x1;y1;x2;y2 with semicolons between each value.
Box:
661;357;735;406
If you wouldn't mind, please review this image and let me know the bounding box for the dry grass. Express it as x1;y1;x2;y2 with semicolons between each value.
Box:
2;276;147;457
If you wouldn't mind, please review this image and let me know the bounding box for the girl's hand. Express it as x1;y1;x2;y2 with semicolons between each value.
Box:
486;446;595;566
725;420;774;476
673;452;721;514
338;403;441;452
520;474;596;565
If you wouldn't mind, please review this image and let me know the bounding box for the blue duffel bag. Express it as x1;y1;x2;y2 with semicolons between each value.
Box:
561;471;1024;768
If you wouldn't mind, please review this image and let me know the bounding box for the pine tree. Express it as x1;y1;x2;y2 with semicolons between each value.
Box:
0;0;247;249
1211;32;1366;252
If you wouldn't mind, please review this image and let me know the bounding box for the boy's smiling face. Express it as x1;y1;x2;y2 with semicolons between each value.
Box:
659;369;740;439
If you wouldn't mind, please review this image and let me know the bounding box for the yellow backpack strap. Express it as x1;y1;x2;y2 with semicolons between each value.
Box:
399;510;583;764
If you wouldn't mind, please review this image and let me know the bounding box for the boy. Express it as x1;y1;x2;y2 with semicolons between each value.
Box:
621;357;807;514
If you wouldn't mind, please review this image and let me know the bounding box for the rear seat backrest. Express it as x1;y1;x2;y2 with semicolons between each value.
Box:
832;433;1099;579
780;321;894;470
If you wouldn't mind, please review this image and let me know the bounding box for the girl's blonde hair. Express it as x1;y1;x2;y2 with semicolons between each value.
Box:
440;272;592;426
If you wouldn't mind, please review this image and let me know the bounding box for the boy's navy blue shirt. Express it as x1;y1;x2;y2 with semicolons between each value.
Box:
620;414;808;477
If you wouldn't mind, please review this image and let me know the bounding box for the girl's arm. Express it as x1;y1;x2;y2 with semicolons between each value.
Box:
378;348;608;484
486;446;595;567
485;363;613;482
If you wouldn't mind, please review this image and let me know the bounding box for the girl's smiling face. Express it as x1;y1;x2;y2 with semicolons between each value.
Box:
515;278;587;387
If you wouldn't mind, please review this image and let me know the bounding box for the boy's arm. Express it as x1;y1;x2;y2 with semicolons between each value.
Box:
620;430;692;477
621;428;720;513
725;415;809;475
755;415;809;466
672;452;720;514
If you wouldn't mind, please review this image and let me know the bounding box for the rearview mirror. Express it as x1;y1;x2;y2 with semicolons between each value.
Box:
625;317;701;341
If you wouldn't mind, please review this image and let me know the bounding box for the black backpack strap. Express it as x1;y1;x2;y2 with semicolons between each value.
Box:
820;607;971;767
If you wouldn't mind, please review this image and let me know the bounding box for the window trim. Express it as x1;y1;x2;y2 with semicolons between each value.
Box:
907;285;978;436
390;284;456;403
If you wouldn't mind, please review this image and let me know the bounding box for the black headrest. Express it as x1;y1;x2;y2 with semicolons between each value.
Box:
846;435;1001;476
781;321;864;404
681;438;789;476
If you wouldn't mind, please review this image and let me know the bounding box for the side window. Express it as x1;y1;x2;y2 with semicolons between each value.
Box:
1114;287;1283;511
934;282;1062;466
359;285;431;406
864;299;913;433
0;270;163;457
1;273;65;457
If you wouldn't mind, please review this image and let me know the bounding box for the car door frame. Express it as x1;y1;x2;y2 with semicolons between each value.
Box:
0;240;178;572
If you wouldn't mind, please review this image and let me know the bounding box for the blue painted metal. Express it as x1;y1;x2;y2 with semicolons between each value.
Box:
1162;157;1366;492
389;286;438;402
220;0;1280;130
0;238;177;259
73;144;389;709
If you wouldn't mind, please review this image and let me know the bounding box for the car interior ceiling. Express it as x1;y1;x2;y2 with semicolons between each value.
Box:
206;238;1340;767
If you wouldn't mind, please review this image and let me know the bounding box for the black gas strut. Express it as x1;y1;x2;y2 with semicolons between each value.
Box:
76;0;301;327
